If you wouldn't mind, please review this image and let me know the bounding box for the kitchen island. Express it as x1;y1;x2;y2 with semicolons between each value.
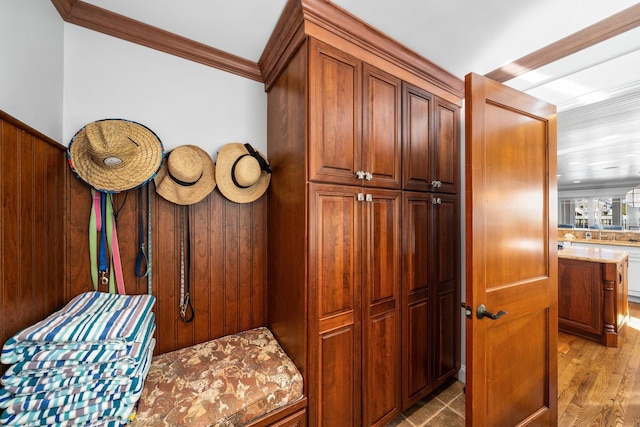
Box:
558;246;629;348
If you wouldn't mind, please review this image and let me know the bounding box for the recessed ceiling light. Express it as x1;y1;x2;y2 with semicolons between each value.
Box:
568;161;584;165
573;180;582;183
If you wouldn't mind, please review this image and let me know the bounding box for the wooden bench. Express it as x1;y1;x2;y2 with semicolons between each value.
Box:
131;327;306;426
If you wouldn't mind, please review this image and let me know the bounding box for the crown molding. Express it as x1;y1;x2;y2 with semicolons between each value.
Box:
260;0;464;99
486;3;640;83
302;0;464;99
50;0;263;82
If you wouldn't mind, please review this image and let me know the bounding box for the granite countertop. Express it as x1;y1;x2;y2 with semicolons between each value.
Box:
558;237;640;248
558;246;629;264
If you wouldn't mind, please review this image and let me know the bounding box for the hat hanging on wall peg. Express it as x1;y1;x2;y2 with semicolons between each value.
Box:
215;143;271;204
67;119;164;193
154;145;216;205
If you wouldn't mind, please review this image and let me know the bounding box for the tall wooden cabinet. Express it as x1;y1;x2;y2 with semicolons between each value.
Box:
401;82;461;409
263;3;462;426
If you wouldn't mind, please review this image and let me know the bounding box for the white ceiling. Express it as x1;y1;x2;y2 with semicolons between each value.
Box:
83;0;640;191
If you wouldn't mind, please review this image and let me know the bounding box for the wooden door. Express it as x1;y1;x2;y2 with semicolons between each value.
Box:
308;183;362;427
361;64;402;189
361;188;401;426
465;73;558;426
308;39;361;186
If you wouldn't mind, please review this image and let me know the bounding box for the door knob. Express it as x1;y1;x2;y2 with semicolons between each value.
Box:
476;304;507;320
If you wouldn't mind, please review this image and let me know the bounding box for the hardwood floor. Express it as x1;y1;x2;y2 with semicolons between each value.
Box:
558;301;640;426
390;302;640;426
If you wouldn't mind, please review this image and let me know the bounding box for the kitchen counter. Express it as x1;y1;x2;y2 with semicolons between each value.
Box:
558;246;628;264
559;237;640;248
558;247;629;348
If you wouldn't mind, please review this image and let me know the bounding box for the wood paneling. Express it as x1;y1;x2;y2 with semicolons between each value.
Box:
68;182;267;355
0;110;268;370
0;111;67;374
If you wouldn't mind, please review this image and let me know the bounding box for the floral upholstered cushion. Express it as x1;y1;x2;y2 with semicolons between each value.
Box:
131;327;303;427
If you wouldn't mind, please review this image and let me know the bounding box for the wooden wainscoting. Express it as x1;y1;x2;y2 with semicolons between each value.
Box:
68;160;268;355
0;112;68;374
0;110;268;366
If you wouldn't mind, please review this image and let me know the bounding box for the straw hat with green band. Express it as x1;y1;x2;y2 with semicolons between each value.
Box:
67;119;164;193
154;145;216;206
215;143;271;204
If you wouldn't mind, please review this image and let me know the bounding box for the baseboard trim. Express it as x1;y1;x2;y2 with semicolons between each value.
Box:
458;365;466;383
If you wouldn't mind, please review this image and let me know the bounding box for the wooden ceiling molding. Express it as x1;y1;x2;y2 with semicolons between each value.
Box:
49;0;263;82
260;0;465;100
486;3;640;83
50;0;640;94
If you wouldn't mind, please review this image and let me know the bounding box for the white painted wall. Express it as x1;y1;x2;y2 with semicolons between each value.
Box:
63;24;267;158
0;1;64;142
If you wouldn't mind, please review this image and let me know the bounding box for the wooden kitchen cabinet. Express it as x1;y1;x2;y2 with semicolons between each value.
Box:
402;192;460;409
264;6;463;425
309;40;401;189
309;183;401;426
558;247;629;347
402;83;460;194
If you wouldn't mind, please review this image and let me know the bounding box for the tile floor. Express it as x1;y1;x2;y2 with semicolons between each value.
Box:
386;380;465;426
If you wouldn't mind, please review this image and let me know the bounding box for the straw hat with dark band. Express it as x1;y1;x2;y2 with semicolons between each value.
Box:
154;145;216;205
215;143;271;204
67;119;164;193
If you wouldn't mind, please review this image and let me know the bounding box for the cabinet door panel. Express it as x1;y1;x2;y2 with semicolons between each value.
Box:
309;39;361;186
311;185;361;319
366;191;401;304
309;183;362;427
319;325;358;427
433;98;460;194
558;259;602;339
402;84;433;191
362;189;401;426
433;194;460;387
401;192;434;408
362;64;402;189
364;311;400;426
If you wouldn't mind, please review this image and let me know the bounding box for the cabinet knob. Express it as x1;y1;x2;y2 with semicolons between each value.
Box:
432;197;442;205
365;194;373;202
355;170;365;180
357;193;365;202
364;171;373;181
431;180;442;188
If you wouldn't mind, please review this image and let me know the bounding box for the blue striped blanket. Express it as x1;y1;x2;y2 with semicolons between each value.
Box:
1;292;155;365
0;291;156;426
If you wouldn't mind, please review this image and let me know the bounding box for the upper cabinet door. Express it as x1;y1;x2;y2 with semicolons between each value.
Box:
433;97;460;194
309;39;362;186
402;83;460;193
361;64;402;189
402;83;433;191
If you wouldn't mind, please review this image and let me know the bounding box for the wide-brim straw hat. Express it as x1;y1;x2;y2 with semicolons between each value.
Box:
215;143;271;204
67;119;164;193
154;145;216;205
